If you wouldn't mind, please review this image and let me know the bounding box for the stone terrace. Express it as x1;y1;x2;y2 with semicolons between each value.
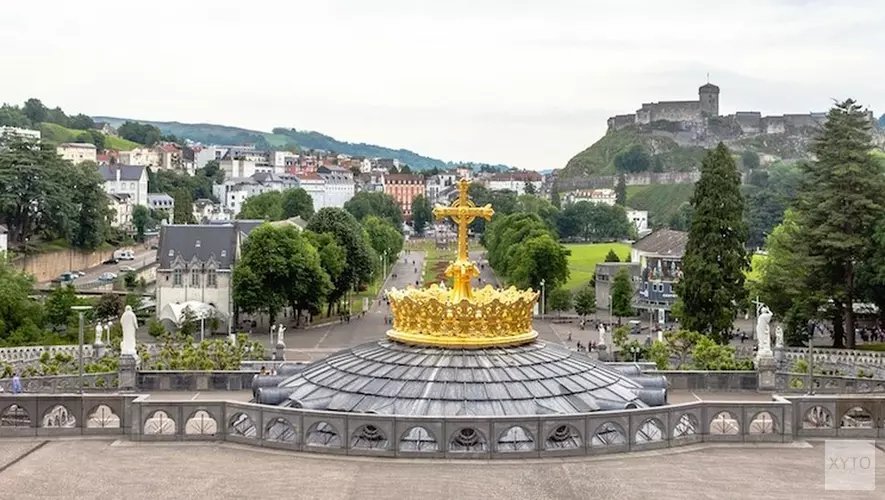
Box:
0;439;882;500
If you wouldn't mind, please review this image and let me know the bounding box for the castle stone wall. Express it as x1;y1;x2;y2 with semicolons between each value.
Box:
557;171;700;191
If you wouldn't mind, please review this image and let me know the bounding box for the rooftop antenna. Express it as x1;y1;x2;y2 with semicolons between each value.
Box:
706;72;710;84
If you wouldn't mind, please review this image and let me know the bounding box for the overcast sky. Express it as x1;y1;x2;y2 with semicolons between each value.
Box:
2;0;883;170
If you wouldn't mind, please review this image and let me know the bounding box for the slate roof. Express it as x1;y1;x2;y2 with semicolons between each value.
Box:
157;220;265;270
98;164;146;182
632;229;688;257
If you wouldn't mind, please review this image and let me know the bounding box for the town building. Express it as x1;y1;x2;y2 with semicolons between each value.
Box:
296;173;327;211
155;220;265;333
566;189;617;206
317;166;355;208
192;198;233;223
384;174;425;219
355;171;386;195
626;208;650;234
212;172;306;216
0;126;41;142
147;193;175;216
99;165;148;207
631;229;688;324
594;262;641;313
486;171;543;195
425;173;457;205
106;193;133;229
117;147;160;167
154;143;182;170
455;166;472;180
56;143;97;164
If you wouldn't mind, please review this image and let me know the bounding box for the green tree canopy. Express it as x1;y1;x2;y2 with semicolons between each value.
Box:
740;150;760;170
281;188;314;220
411;194;432;236
557;201;634;241
573;286;596;317
677;143;749;342
363;216;404;262
547;288;572;316
172;189;196;224
238;191;284;221
344;191;404;231
610;267;634;320
132;205;151;241
70;162;111;250
615;174;627;206
615;145;651;173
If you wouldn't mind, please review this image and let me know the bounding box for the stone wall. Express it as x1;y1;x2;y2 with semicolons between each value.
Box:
557;171;700;191
10;236;158;283
136;371;256;391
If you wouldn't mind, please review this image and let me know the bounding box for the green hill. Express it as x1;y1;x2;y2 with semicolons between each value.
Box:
562;127;706;177
39;122;141;150
92;116;464;171
626;183;694;226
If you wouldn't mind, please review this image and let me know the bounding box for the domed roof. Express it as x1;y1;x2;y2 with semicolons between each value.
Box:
271;339;665;417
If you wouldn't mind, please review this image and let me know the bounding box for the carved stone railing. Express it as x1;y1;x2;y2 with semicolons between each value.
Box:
643;370;758;391
135;371;256;391
783;347;885;367
0;373;117;393
0;345;95;364
3;393;883;457
775;372;885;394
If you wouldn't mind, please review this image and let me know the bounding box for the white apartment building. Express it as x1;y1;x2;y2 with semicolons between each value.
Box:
193;146;218;169
425;173;457;204
193;199;233;223
106;193;133;229
296;173;327;211
148;193;175;216
57;143;97;164
220;158;259;179
626;208;650;233
0;126;41;142
567;188;617;206
317;166;355;208
99;165;149;207
486;171;543;195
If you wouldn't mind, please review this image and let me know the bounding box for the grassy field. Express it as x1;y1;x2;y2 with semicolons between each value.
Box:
564;242;631;290
40;123;141;151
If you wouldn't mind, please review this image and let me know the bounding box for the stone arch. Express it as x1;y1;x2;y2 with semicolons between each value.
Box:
634;418;665;443
350;424;390;450
841;406;874;429
144;410;176;435
86;405;120;428
544;424;582;450
709;411;740;435
305;421;340;447
0;404;30;427
591;421;626;446
496;425;535;452
185;410;218;435
265;417;297;443
398;426;438;452
228;412;257;438
672;413;699;438
449;426;488;452
803;405;834;429
42;404;76;428
748;411;778;434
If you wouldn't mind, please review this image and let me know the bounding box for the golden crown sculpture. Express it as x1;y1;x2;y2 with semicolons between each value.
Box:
386;179;539;348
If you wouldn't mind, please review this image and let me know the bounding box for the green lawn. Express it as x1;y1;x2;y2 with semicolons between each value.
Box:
564;242;631;290
625;183;694;224
40;123;141;151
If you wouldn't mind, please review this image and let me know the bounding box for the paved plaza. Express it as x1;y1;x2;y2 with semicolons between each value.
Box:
1;439;882;499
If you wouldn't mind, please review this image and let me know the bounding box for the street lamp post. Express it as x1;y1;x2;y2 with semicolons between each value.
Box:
71;305;93;395
540;279;546;320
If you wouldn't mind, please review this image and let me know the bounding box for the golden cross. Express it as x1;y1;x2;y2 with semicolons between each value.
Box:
433;178;494;262
432;178;494;301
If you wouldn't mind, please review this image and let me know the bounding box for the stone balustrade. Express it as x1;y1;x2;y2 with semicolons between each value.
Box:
775;372;885;394
783;347;885;367
136;371;257;392
0;373;116;393
647;370;759;391
0;345;95;364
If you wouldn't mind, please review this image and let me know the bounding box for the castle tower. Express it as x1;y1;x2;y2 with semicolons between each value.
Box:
699;83;720;116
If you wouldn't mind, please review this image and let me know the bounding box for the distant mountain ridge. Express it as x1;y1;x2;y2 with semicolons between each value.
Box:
93;116;508;171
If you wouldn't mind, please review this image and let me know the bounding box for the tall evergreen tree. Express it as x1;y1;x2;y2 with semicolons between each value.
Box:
676;143;748;343
610;267;634;322
794;99;885;348
615;174;627;206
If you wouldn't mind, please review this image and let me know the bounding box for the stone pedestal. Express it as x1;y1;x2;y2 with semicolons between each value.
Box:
756;355;777;391
118;354;138;391
596;345;611;362
275;342;286;362
774;346;784;368
93;342;106;360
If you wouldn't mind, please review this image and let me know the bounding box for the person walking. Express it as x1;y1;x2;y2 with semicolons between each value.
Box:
11;372;22;394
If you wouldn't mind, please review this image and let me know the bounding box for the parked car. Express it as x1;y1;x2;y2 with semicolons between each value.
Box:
57;272;75;282
98;272;117;282
102;258;119;265
73;270;86;277
114;249;135;260
120;266;136;272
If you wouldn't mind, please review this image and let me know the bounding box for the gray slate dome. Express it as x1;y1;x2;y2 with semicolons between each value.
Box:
262;339;666;416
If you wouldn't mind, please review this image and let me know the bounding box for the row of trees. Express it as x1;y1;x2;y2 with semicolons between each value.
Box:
0;98;95;130
675;99;885;349
237;187;314;221
0;137;113;250
232;206;402;321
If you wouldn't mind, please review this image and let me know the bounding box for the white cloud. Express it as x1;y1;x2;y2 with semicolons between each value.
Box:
1;0;883;170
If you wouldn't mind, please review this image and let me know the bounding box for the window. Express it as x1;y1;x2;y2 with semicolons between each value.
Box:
173;269;183;286
191;268;200;287
207;269;217;287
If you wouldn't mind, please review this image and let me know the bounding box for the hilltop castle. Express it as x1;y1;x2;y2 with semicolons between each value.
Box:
606;83;829;135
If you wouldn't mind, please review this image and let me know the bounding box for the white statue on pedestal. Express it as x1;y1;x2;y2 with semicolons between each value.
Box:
439;280;446;290
120;306;138;356
94;323;104;345
270;324;277;344
775;326;784;349
277;324;286;345
597;324;607;346
756;304;773;358
657;329;664;343
104;322;112;345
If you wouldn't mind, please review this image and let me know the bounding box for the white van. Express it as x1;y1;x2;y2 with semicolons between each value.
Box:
114;249;135;260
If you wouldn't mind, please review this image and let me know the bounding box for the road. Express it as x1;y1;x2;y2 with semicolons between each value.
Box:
44;245;157;287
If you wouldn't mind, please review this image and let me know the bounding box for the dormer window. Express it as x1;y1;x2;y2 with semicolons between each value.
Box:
168;250;174;257
221;250;227;258
195;240;201;248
